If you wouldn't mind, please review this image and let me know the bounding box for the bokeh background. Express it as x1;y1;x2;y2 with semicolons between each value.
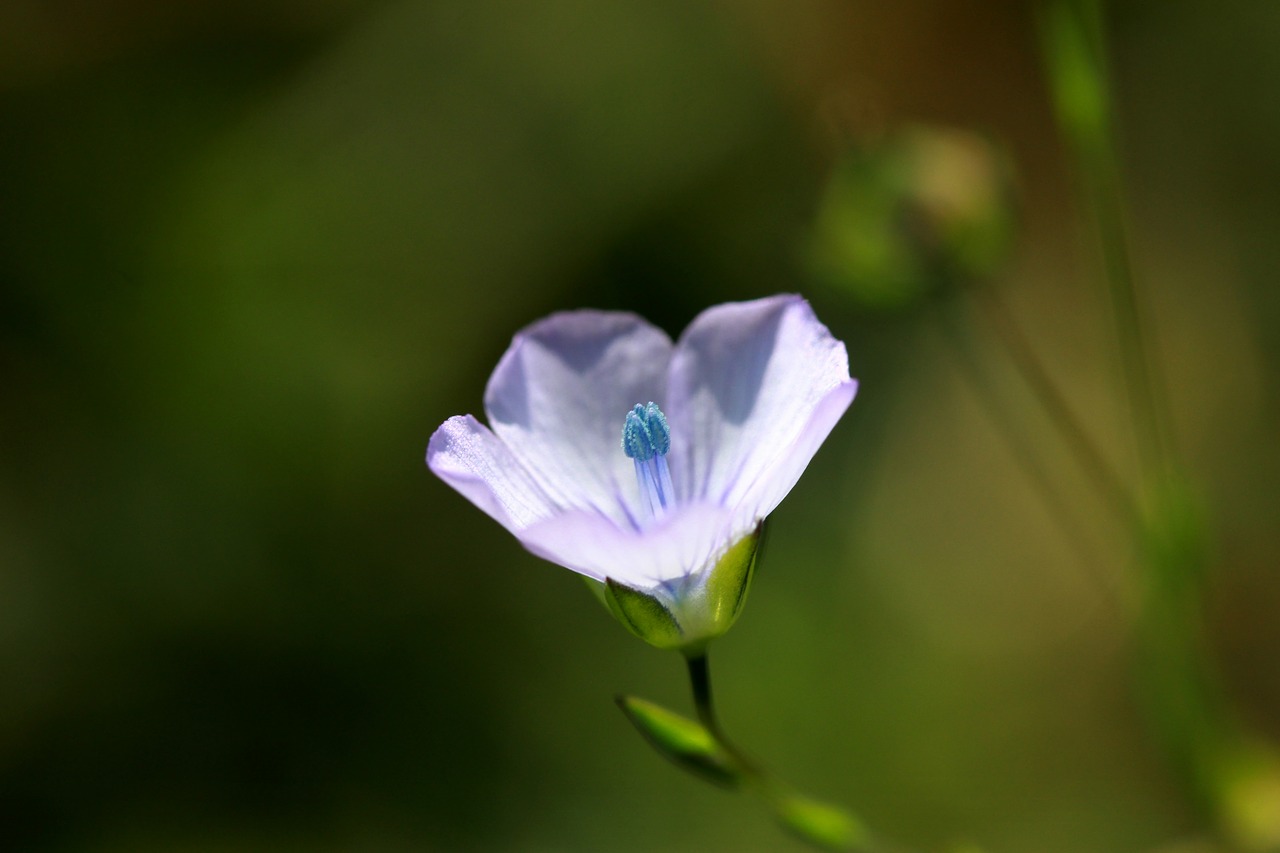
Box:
2;1;1278;851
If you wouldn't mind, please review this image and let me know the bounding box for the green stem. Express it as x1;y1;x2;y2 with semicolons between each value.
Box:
1040;0;1173;495
973;283;1138;529
684;651;904;853
936;295;1124;606
1083;129;1173;493
685;651;761;778
685;651;716;728
1035;4;1280;849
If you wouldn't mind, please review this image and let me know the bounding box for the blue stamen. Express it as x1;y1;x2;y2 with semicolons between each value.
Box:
621;402;674;521
622;402;670;461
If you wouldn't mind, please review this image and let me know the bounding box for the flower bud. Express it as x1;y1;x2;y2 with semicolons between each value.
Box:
809;126;1016;311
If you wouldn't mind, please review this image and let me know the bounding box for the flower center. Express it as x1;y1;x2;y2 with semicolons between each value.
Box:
622;402;674;521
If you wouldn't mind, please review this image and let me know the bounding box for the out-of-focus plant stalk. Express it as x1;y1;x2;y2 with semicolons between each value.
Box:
1039;0;1171;493
1039;1;1280;848
935;294;1124;605
970;284;1136;530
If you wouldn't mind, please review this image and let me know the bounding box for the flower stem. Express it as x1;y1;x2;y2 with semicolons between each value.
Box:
683;650;891;852
685;650;715;727
685;650;760;778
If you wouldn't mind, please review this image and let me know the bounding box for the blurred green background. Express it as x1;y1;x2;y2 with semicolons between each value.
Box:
1;1;1278;851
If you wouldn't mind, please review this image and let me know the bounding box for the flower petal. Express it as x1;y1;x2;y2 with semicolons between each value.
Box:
484;310;673;527
665;295;855;528
519;503;735;588
426;415;560;534
725;379;856;530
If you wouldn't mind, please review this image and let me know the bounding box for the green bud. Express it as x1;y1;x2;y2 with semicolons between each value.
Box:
775;793;868;852
616;695;742;788
1215;743;1280;851
809;126;1016;311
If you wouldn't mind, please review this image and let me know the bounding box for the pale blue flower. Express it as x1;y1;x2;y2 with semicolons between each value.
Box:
427;294;856;645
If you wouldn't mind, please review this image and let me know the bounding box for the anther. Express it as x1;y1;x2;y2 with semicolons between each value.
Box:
621;402;674;521
622;402;670;461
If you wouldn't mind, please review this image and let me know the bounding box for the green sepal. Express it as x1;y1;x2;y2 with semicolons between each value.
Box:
582;576;609;609
700;521;765;637
775;794;868;852
616;695;742;788
604;578;685;649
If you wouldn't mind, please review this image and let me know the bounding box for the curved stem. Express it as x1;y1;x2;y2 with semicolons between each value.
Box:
683;651;923;853
685;651;761;778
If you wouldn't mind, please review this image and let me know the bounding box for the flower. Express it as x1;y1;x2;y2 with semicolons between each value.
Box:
427;294;857;650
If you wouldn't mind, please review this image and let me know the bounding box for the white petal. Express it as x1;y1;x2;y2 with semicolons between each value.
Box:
519;503;735;587
724;380;856;531
484;310;673;527
665;294;855;527
426;415;560;534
